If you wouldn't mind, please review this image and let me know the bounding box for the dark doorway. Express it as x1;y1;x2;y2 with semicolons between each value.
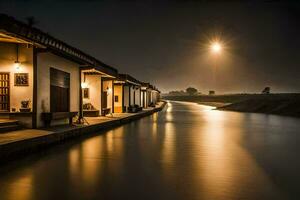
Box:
102;91;107;109
50;68;70;112
0;72;10;111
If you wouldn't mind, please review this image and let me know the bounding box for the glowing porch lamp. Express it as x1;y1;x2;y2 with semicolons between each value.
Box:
106;87;112;95
14;44;21;71
14;61;21;71
81;82;88;89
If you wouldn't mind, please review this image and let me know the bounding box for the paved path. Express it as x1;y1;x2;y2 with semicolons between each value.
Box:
0;103;164;160
0;129;53;145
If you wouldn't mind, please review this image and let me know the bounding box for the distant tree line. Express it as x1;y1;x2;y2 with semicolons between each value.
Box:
168;87;200;96
167;86;271;96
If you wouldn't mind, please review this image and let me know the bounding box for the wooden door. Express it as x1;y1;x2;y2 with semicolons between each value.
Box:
102;91;107;109
0;73;10;111
50;68;70;112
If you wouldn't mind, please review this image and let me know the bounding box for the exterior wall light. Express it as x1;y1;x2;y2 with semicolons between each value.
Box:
107;87;112;94
14;44;21;71
14;60;21;71
81;82;88;89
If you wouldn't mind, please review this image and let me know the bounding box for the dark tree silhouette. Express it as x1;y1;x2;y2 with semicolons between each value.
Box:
262;87;271;94
209;90;215;95
186;87;198;96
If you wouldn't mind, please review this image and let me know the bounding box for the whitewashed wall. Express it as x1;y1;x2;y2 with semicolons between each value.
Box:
0;43;33;111
134;87;141;106
82;74;101;110
130;85;135;106
124;85;129;108
37;52;80;127
140;90;144;107
102;80;113;111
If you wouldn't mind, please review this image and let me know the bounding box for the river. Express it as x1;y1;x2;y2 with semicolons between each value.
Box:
1;101;300;200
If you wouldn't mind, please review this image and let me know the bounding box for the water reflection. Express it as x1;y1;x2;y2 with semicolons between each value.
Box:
162;122;176;166
198;109;281;199
0;101;300;199
7;172;33;200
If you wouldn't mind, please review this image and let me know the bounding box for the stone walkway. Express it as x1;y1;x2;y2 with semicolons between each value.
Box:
0;129;53;145
0;103;164;146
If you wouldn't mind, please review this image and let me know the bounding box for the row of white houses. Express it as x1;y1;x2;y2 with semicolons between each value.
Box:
0;14;160;128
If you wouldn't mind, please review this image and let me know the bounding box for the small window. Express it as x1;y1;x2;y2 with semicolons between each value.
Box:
114;95;119;102
83;88;89;98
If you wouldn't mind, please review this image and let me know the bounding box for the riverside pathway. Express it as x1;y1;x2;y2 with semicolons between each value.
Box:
0;102;165;161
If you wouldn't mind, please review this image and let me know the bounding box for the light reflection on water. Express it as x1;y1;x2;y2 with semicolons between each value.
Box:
1;101;300;200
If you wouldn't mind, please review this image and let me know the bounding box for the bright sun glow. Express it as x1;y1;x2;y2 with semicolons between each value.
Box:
211;42;222;54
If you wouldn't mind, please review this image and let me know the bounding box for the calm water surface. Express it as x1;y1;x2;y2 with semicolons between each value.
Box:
1;101;300;200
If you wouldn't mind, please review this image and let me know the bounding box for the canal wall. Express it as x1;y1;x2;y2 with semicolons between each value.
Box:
163;93;300;104
0;102;166;163
163;94;300;118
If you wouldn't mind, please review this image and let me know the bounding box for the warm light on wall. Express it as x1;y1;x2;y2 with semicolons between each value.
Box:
81;82;88;89
14;61;21;71
107;87;112;94
14;44;22;71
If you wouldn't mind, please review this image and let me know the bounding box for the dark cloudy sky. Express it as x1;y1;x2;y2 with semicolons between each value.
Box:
1;0;300;93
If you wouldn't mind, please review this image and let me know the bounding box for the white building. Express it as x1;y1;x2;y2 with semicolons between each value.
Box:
0;14;117;128
114;74;142;113
140;82;160;108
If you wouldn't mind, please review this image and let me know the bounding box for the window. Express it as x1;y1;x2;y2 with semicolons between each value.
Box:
0;73;10;111
114;95;119;102
83;88;89;98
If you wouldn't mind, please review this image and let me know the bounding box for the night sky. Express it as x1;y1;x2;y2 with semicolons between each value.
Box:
1;0;300;93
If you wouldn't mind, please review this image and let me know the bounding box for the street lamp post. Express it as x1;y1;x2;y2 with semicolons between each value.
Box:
210;41;222;93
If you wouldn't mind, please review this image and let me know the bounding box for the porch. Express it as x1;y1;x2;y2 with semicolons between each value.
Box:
80;67;116;119
0;119;21;133
114;74;142;113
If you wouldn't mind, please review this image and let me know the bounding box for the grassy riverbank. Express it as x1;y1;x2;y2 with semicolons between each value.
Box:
163;94;300;117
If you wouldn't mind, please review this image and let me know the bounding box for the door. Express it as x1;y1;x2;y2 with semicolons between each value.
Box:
0;73;10;111
50;68;70;112
102;91;107;109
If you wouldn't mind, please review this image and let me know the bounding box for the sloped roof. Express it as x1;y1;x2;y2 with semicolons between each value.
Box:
140;82;160;92
118;74;142;86
0;14;118;76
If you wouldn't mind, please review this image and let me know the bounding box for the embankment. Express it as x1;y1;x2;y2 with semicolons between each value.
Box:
163;94;300;117
219;98;300;117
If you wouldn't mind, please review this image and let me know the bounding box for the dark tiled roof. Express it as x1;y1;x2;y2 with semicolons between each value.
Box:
0;14;118;76
118;74;142;85
140;82;160;92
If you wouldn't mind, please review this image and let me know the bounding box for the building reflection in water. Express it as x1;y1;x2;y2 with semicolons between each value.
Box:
162;122;176;164
166;101;172;113
161;121;176;182
6;172;33;200
152;113;158;139
165;102;173;122
68;126;125;189
162;102;175;169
